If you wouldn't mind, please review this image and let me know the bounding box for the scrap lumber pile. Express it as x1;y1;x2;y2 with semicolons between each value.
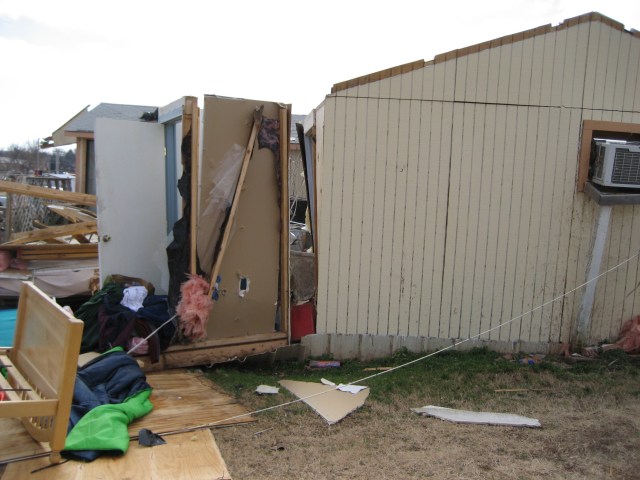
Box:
0;179;98;262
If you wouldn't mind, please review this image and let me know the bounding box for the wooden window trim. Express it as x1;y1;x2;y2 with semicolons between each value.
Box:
578;120;640;192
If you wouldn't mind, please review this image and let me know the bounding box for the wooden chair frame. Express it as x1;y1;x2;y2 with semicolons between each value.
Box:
0;282;83;463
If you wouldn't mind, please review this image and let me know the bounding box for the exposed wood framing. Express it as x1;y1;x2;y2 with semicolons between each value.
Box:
0;243;98;260
5;221;97;245
47;205;97;223
182;96;200;275
75;138;87;193
0;180;97;206
135;333;289;371
279;105;291;338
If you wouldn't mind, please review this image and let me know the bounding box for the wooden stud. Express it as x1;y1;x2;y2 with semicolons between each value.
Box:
279;105;290;338
0;180;96;206
5;221;97;245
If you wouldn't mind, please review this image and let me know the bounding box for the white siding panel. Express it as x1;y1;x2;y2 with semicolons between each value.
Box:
317;99;335;333
368;78;392;334
423;99;447;338
401;73;424;337
488;105;510;341
474;105;495;339
378;77;401;335
443;102;466;339
583;21;602;110
626;38;640;112
529;34;546;105
390;74;412;336
346;93;369;334
508;40;523;104
408;67;433;337
571;23;591;108
326;97;347;334
335;95;356;334
612;30;630;112
357;83;379;334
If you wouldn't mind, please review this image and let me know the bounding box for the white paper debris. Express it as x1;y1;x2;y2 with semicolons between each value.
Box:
255;385;280;395
320;378;368;394
411;405;541;428
337;384;368;394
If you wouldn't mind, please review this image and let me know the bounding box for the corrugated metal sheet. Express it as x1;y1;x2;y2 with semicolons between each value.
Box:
316;16;640;349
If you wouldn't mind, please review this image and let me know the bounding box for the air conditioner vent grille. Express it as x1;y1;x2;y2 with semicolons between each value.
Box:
611;148;640;185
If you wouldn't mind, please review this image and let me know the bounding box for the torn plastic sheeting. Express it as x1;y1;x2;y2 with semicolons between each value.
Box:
411;406;541;428
197;143;245;272
279;379;369;424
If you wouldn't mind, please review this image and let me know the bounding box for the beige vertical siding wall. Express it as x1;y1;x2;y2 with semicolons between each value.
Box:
316;20;640;347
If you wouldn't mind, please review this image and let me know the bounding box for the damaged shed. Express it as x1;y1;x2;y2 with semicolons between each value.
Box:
42;95;292;369
304;12;640;359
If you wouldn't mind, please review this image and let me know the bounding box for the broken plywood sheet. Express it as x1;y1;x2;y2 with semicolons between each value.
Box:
198;96;281;339
0;417;48;463
2;429;231;480
0;369;253;464
280;379;369;424
411;405;541;428
131;369;255;434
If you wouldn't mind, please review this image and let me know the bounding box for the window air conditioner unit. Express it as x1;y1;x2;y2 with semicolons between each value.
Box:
591;140;640;189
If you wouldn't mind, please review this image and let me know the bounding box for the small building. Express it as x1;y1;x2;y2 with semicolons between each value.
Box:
304;12;640;358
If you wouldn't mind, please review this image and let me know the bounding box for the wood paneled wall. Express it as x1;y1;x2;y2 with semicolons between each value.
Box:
316;19;640;346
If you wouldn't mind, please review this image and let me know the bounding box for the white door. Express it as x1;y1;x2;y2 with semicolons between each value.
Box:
95;118;169;293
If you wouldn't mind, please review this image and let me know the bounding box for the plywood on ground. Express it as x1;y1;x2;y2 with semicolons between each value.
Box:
133;369;255;434
0;369;252;464
1;429;231;480
0;418;48;462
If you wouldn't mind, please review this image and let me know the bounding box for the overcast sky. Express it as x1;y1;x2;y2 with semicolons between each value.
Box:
0;0;638;149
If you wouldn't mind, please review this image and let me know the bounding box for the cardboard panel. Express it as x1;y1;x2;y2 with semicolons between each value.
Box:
199;96;281;338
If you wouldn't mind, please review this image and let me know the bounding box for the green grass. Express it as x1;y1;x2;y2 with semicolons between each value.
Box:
205;347;640;409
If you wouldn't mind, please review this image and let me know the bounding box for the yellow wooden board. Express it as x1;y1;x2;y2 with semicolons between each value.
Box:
2;429;231;480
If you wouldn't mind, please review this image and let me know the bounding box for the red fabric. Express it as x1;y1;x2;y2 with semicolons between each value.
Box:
291;303;315;341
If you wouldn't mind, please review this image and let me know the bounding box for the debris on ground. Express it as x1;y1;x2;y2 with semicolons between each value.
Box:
608;316;640;354
306;360;341;369
518;354;545;365
255;385;280;395
412;405;542;428
279;379;369;424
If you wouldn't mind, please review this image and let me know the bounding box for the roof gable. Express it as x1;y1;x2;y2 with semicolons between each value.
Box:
331;12;639;94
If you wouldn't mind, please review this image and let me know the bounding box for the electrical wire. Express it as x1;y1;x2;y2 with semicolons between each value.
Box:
159;248;640;435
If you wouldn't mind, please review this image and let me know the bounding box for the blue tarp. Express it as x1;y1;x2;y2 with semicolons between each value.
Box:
0;309;17;346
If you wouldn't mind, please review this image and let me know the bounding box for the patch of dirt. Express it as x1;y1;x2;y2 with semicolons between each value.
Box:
214;383;640;479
